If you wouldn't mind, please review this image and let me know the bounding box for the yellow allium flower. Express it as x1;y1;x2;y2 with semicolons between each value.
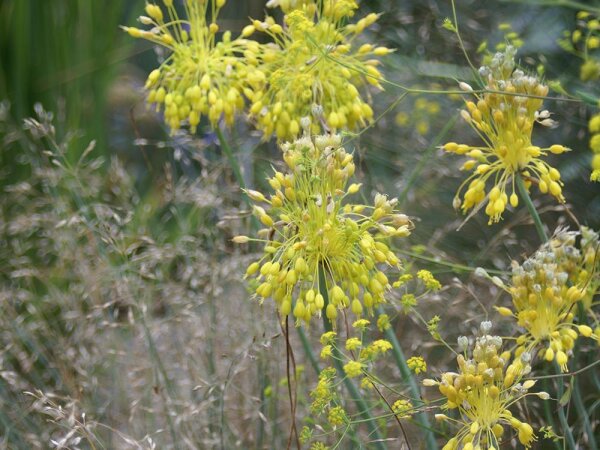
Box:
426;325;545;450
246;0;390;140
406;356;427;374
391;399;413;419
327;405;348;426
238;134;412;325
352;318;370;331
320;344;332;359
359;339;392;360
417;269;441;291
123;0;264;133
443;46;569;224
320;331;337;345
343;360;364;377
345;337;362;351
310;367;336;414
498;229;599;371
376;313;390;331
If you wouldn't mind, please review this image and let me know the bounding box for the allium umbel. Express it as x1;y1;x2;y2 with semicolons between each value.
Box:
496;228;599;371
443;47;569;224
123;0;265;133
425;325;545;450
235;133;412;325
245;0;389;140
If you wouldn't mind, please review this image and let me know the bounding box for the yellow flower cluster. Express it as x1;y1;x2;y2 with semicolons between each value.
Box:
319;327;392;377
417;269;442;291
443;46;569;224
310;367;337;414
327;405;348;426
343;360;364;378
237;134;412;325
425;325;545;450
123;0;264;133
590;113;600;181
496;229;599;371
376;313;390;331
406;356;427;374
244;0;389;140
391;399;413;419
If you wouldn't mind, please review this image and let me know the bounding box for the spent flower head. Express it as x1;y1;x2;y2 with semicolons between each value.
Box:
425;324;543;449
237;133;412;326
443;47;569;224
245;0;390;140
497;228;599;371
124;0;264;133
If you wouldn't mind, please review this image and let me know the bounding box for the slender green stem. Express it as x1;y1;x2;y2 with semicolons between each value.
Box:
215;126;260;229
298;327;321;375
450;0;480;80
397;249;506;276
571;375;598;450
376;307;439;450
542;379;562;450
554;363;577;450
515;175;548;243
216;127;246;190
319;267;387;450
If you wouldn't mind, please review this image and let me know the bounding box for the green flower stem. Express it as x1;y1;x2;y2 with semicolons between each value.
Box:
396;249;506;276
216;127;246;190
319;267;387;450
515;175;548;243
542;379;562;450
572;376;598;450
215;127;261;229
298;326;321;375
554;363;577;450
376;306;439;450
